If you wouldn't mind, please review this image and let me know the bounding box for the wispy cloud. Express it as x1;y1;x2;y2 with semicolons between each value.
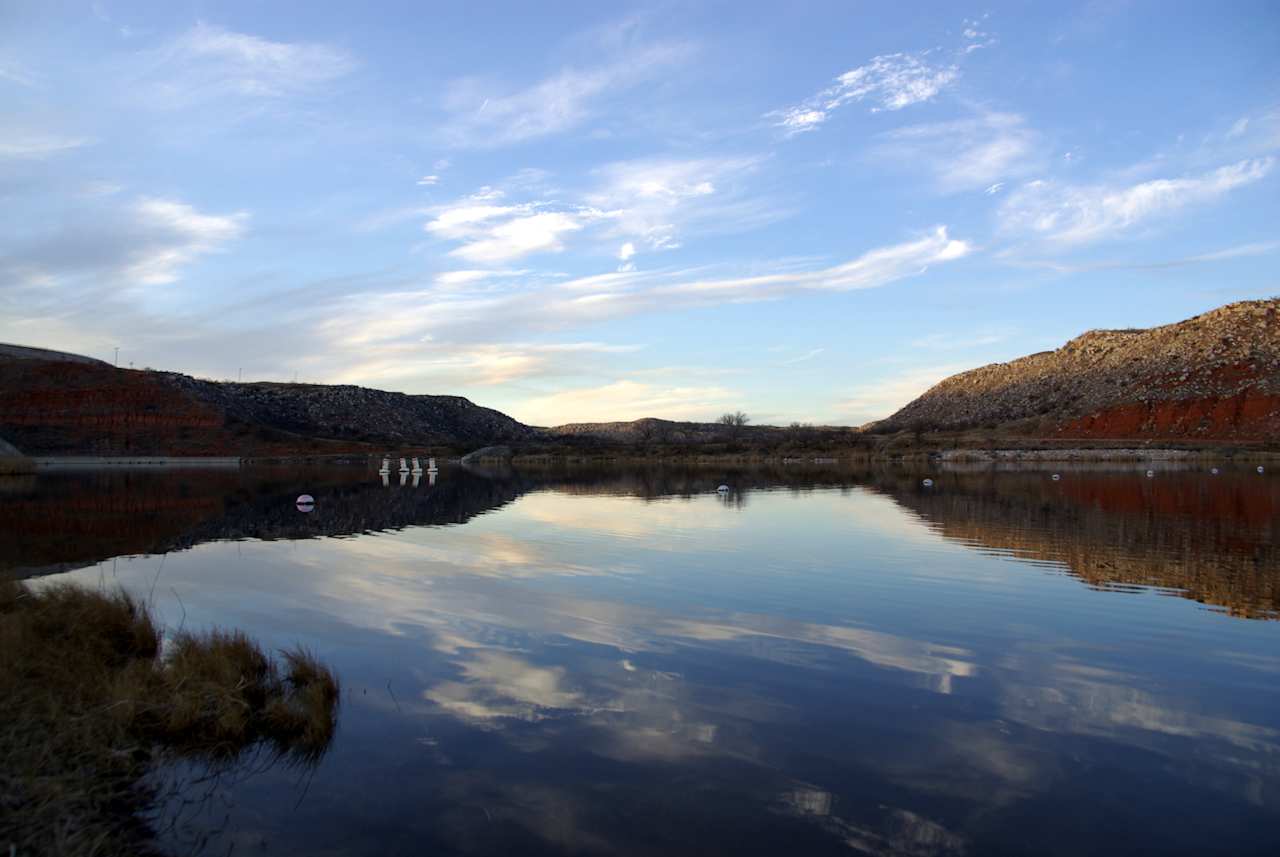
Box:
327;341;643;388
424;192;589;264
433;269;528;289
768;51;959;135
320;227;971;371
438;41;692;148
0;58;38;87
999;157;1274;245
136;22;355;108
0;131;93;159
778;347;825;366
1008;239;1280;274
421;157;774;264
1;195;247;290
125;198;248;285
584;156;772;250
961;16;998;54
873;112;1041;192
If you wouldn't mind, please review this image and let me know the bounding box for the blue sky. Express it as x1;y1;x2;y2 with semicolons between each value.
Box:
2;1;1277;426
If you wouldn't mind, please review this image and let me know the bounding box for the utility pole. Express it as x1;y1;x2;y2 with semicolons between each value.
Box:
239;368;243;382
113;347;119;367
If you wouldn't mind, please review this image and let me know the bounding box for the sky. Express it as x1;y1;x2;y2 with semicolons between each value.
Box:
1;1;1278;426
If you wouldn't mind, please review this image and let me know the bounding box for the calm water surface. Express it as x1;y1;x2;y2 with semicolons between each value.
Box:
4;463;1279;856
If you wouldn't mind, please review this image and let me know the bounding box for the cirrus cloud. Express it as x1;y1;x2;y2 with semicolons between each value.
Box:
769;51;960;136
999;157;1274;245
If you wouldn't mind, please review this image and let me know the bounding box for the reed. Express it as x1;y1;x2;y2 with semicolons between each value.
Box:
0;580;339;855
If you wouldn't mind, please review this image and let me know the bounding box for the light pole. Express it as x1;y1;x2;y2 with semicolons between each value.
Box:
114;347;119;367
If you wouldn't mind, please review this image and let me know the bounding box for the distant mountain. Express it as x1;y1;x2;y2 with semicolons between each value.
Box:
0;349;541;456
881;299;1280;441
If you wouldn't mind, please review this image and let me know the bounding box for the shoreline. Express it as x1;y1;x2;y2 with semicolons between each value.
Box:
32;456;242;469
8;445;1278;471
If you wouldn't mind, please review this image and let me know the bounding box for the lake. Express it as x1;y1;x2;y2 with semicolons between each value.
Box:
4;462;1278;856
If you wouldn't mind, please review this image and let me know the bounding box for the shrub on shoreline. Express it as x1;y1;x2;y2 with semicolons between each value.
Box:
0;581;339;855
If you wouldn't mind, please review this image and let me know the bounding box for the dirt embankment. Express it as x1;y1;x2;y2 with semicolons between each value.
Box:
883;299;1280;441
0;356;540;457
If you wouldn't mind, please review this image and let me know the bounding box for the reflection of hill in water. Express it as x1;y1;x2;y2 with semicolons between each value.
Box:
0;466;528;579
4;464;1277;620
867;470;1280;619
0;464;867;580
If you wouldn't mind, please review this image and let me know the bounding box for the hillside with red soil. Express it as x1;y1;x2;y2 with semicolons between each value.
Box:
0;350;540;456
883;299;1280;442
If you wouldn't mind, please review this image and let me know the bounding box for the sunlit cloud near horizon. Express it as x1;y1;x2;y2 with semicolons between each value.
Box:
1;2;1277;425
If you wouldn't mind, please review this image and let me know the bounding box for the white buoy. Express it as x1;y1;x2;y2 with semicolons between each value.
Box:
717;484;730;493
1146;470;1155;478
1052;474;1061;481
1259;466;1266;474
922;478;934;487
1211;467;1220;475
295;494;315;513
398;457;409;473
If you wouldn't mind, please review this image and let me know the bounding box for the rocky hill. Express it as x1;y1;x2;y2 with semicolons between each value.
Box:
882;299;1280;440
0;349;541;456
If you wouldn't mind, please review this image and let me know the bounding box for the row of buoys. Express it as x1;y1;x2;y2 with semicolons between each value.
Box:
916;465;1266;490
377;456;438;475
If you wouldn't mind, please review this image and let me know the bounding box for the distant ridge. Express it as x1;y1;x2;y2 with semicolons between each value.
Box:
0;349;540;456
0;343;109;366
881;298;1280;440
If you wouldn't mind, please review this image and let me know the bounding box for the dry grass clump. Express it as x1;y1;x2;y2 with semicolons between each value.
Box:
0;580;340;856
0;455;35;475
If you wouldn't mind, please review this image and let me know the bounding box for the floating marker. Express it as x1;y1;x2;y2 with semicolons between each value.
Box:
1146;470;1155;478
717;484;731;493
1259;466;1266;474
1051;474;1061;481
296;494;315;513
1211;467;1220;475
922;478;934;487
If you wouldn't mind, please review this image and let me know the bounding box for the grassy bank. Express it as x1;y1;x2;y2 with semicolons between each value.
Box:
506;438;1280;466
0;455;34;475
0;581;340;856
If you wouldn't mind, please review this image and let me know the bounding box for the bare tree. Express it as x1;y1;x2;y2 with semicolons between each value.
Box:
717;411;751;427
